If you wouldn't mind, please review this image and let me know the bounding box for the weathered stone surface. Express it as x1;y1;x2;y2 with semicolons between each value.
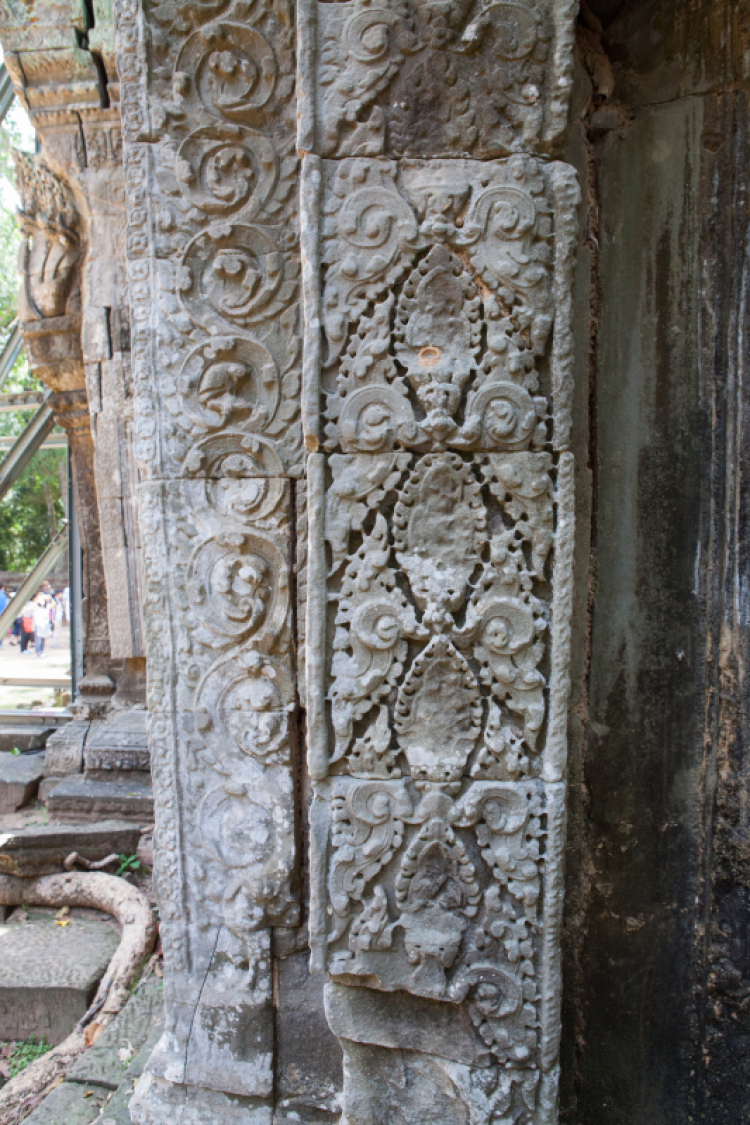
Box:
68;976;165;1089
0;752;45;812
22;1081;110;1125
84;710;149;774
45;775;154;824
129;1074;273;1125
109;0;580;1118
44;721;90;777
0;909;120;1044
0;820;141;877
0;726;55;753
305;0;578;159
276;950;342;1119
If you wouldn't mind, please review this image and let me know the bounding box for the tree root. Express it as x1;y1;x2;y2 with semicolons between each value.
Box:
0;872;157;1125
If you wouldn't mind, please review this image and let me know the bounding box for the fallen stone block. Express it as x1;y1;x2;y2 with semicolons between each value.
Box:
0;908;120;1044
0;726;55;754
22;1079;110;1124
0;821;141;877
0;751;45;812
44;775;154;824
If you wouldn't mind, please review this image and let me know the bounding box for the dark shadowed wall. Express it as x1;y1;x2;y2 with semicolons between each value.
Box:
562;2;750;1122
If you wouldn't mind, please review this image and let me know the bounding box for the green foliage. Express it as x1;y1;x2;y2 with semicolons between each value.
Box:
0;103;66;573
117;854;148;877
0;448;66;571
1;1036;52;1077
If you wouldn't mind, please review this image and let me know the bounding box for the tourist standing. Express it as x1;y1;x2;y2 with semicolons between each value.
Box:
0;583;8;648
19;599;35;654
33;591;52;658
51;592;63;647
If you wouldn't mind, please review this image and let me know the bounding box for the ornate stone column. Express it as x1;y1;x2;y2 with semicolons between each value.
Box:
12;152;112;673
116;0;306;1119
0;0;146;677
115;0;580;1120
300;0;580;1122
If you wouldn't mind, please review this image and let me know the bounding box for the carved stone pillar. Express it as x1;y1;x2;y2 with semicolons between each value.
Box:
115;0;580;1120
0;0;146;678
116;0;305;1119
299;0;579;1122
12;152;112;675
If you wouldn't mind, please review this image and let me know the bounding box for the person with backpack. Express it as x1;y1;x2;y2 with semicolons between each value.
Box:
19;599;35;654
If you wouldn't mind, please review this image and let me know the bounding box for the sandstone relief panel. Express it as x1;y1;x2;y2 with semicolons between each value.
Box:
303;0;576;159
114;0;579;1118
116;0;306;1117
302;3;578;1117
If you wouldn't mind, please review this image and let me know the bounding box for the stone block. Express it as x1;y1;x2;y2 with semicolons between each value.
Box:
130;1074;273;1125
276;950;342;1117
22;1080;110;1125
45;774;154;824
0;909;120;1044
44;721;89;777
0;726;55;753
84;710;149;774
0;820;141;877
68;976;165;1089
0;751;45;812
325;981;483;1066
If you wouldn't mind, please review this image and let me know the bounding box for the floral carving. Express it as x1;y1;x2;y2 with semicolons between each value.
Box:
322;157;563;455
314;0;575;158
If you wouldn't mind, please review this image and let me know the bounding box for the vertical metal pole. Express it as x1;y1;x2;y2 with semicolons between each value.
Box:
68;448;83;696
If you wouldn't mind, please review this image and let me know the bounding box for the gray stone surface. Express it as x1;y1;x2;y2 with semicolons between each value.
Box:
276;950;342;1118
0;751;45;812
0;726;55;753
22;1080;110;1125
68;976;165;1089
45;775;154;824
84;711;149;774
0;820;141;877
108;0;580;1119
44;721;89;777
0;909;120;1044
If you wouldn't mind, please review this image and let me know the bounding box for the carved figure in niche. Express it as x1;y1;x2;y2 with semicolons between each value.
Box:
187;533;285;642
395;808;481;996
13;152;81;321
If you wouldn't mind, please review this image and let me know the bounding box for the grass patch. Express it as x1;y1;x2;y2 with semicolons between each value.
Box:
1;1036;52;1077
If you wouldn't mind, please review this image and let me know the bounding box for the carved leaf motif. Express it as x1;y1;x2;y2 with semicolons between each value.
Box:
393;452;484;625
323;160;418;362
394;636;482;782
330;514;412;758
325;451;410;573
329;780;412;940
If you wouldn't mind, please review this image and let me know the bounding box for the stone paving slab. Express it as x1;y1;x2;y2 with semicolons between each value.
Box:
68;976;165;1089
0;752;45;812
23;1080;110;1124
0;820;141;877
45;775;154;824
0;909;120;1044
